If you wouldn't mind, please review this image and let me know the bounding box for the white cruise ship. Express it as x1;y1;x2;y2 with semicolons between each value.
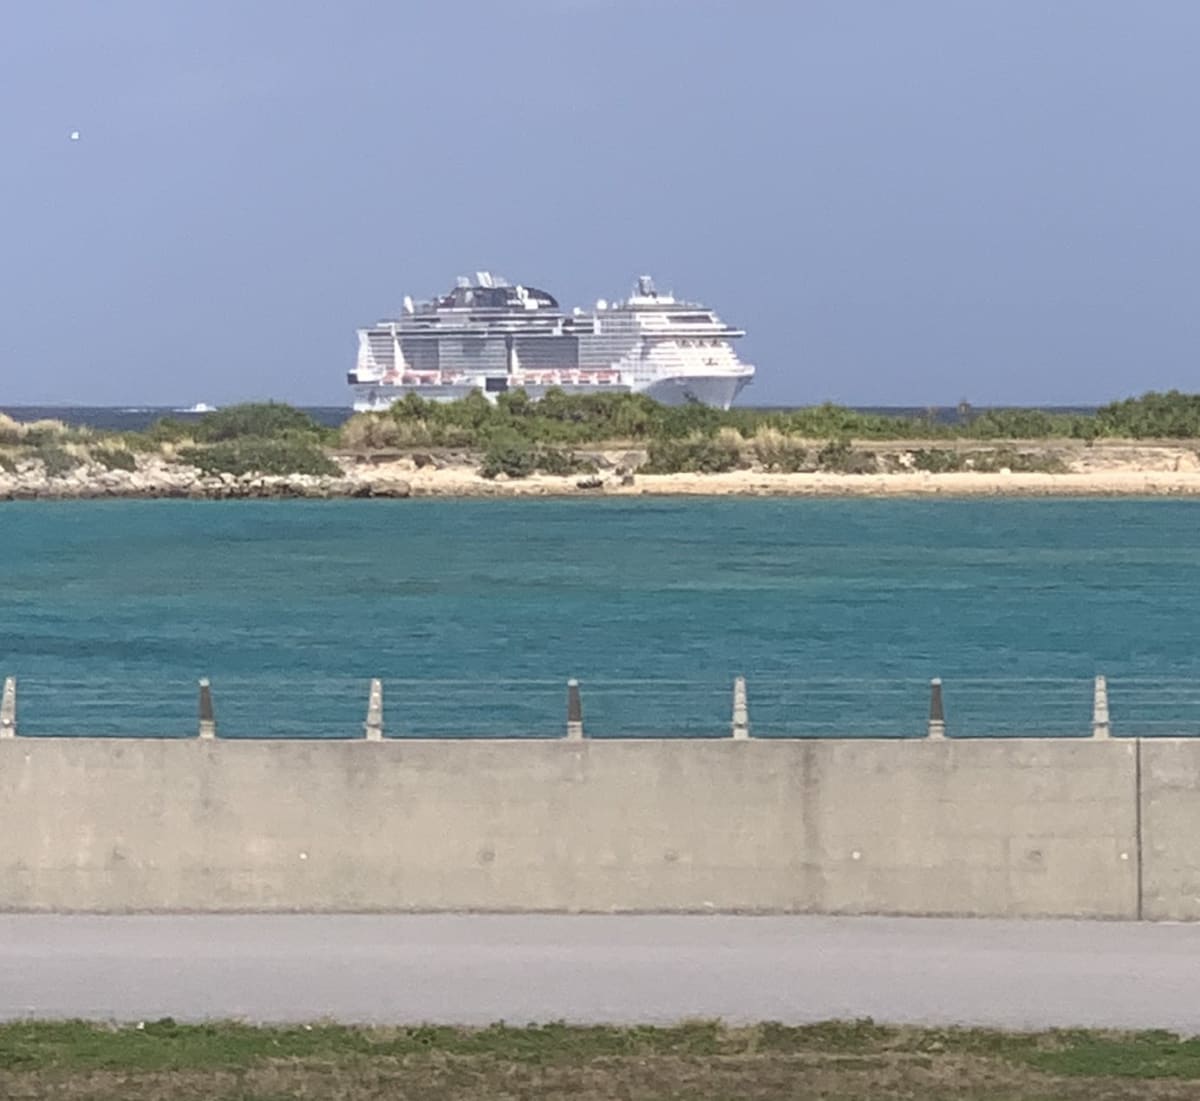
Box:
348;273;755;411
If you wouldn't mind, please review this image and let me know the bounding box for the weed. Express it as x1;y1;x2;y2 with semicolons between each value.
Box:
95;449;138;473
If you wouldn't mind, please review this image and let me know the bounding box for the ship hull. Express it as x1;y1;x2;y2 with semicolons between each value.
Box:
351;375;750;412
639;374;752;410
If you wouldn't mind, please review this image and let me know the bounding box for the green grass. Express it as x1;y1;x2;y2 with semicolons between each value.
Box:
3;1019;1200;1099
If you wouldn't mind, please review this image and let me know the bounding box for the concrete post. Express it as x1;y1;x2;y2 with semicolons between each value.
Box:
0;677;14;738
927;677;945;739
731;676;749;739
364;678;384;741
1092;674;1110;739
198;678;216;740
566;678;583;741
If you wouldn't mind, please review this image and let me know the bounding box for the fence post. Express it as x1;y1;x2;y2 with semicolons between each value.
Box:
0;677;14;738
927;677;945;739
566;678;583;740
364;678;384;741
1092;675;1110;739
731;676;749;739
198;678;216;740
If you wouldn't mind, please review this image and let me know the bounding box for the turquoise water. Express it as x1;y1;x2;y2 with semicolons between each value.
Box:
3;498;1200;738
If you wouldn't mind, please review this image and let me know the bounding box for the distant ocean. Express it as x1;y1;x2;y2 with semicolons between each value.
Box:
0;405;1100;432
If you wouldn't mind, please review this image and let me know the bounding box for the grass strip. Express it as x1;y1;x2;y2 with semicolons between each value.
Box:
3;1019;1200;1099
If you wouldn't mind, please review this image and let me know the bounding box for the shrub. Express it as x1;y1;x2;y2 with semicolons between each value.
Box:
187;403;325;443
534;449;596;477
0;414;22;447
480;436;536;479
37;446;83;478
1094;391;1200;439
816;438;877;474
911;448;964;473
339;413;407;451
641;437;740;474
965;448;1068;474
967;409;1066;439
95;448;137;472
120;432;167;453
177;439;340;478
752;427;809;472
0;452;15;475
141;417;193;444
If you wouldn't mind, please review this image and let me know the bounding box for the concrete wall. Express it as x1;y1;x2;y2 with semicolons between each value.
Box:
0;737;1144;917
1138;739;1200;921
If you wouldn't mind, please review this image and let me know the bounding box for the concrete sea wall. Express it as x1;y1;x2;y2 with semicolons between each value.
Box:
2;735;1195;919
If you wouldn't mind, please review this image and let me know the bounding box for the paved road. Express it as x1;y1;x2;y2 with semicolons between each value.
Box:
3;913;1200;1030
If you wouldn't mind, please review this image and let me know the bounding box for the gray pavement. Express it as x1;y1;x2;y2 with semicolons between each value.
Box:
2;913;1199;1030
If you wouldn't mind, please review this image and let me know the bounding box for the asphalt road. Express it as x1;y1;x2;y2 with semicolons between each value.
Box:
2;913;1199;1030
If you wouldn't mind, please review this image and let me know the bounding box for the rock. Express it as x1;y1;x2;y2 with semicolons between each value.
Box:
576;475;604;490
355;479;411;498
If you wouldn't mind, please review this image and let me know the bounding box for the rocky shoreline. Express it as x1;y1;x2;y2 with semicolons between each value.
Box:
0;455;412;501
7;445;1200;500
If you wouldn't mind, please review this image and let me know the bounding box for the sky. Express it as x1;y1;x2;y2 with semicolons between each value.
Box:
2;0;1199;407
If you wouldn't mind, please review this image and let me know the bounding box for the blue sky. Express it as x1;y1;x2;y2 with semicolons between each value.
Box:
2;0;1198;407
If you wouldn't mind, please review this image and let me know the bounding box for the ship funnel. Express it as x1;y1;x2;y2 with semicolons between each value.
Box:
402;295;414;315
636;275;657;297
476;271;493;288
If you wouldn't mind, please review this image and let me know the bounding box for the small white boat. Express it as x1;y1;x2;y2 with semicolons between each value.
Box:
176;402;218;414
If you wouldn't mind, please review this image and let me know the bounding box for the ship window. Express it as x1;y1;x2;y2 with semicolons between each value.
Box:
485;377;509;393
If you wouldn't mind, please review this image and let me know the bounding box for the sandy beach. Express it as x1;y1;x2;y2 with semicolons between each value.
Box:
400;466;1200;498
364;441;1200;497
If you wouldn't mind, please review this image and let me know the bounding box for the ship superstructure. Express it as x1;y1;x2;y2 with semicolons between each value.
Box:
348;273;754;410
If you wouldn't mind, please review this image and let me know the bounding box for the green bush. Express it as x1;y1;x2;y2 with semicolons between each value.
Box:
965;448;1068;474
641;438;740;474
130;390;1200;465
139;403;326;445
0;452;15;475
1094;391;1200;438
95;448;137;472
121;432;168;452
178;439;340;478
750;428;808;472
816;438;877;474
534;449;596;477
910;448;964;473
967;409;1068;439
142;418;192;444
37;446;83;478
480;435;537;479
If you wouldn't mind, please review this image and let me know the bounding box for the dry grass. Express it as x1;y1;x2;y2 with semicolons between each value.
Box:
715;425;747;448
2;1020;1200;1100
6;1051;1199;1101
752;426;811;472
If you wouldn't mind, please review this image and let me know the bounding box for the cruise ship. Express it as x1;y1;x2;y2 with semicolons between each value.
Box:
348;273;755;411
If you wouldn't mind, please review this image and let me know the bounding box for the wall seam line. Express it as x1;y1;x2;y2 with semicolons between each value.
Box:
1135;737;1144;922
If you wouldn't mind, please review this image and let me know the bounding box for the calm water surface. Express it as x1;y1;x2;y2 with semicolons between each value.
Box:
2;498;1198;737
